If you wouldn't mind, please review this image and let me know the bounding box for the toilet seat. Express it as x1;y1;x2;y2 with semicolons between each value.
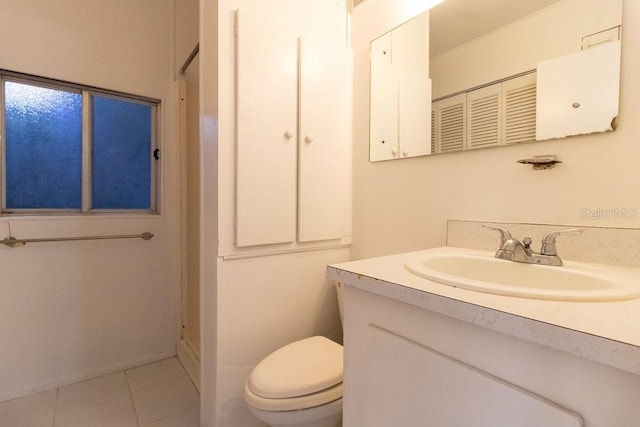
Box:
245;336;344;411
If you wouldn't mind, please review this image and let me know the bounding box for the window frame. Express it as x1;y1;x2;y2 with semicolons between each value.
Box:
0;70;160;215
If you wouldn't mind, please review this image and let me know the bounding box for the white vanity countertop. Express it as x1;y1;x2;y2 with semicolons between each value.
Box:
327;247;640;376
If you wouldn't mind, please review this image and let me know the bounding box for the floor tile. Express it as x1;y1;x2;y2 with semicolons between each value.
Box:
132;375;199;425
0;358;200;427
144;403;200;427
0;389;57;427
54;395;138;427
56;371;130;415
126;357;187;392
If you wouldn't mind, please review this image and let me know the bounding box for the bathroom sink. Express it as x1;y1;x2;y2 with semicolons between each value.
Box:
404;249;640;301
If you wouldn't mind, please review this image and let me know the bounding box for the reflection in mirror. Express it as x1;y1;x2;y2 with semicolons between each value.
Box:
370;13;431;162
369;0;623;162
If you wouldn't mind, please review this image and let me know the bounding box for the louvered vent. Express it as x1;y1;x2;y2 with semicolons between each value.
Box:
504;83;536;145
468;94;500;149
431;109;436;154
439;103;465;152
352;0;367;8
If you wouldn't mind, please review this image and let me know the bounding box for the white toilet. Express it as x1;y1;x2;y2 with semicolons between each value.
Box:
243;284;344;427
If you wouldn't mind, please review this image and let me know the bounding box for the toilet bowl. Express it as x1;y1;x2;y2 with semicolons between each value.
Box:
244;284;344;427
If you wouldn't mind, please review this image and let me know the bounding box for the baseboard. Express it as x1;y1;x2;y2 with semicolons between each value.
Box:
177;337;201;392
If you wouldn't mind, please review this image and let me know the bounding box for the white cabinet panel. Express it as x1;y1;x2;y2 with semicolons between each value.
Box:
395;12;430;158
235;9;298;247
399;75;431;157
361;326;583;427
536;40;621;141
369;33;397;161
298;39;352;242
369;12;431;161
340;280;640;426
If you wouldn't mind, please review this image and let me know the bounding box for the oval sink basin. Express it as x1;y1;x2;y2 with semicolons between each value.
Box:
404;249;640;301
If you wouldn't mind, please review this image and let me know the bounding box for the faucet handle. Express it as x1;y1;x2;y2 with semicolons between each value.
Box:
540;228;583;256
482;224;512;244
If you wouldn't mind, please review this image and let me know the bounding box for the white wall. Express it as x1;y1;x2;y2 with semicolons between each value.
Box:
352;0;640;260
0;0;181;402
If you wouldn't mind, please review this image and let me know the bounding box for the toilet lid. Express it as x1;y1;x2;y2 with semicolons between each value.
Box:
247;336;343;399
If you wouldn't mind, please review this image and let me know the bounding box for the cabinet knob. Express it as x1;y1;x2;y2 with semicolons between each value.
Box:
391;148;398;156
305;134;314;143
284;129;295;139
403;149;409;157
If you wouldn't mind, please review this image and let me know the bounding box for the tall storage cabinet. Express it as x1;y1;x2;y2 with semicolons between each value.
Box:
235;1;352;248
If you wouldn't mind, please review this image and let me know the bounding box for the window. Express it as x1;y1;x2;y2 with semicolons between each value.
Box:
0;71;159;214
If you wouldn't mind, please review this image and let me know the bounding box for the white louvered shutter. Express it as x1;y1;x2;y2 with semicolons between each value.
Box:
503;73;537;145
430;108;436;154
467;83;501;149
433;93;466;153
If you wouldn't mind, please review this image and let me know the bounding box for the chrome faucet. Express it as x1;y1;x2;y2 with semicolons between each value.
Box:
483;225;583;266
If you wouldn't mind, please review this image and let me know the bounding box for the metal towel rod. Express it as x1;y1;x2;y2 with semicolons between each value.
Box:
180;43;199;75
1;232;154;248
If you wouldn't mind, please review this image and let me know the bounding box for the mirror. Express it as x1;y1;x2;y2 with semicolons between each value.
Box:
369;0;623;162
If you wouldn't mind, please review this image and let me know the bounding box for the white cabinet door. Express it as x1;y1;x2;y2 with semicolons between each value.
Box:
399;75;431;158
536;40;621;141
235;9;298;247
394;12;431;158
369;33;398;161
370;13;431;162
359;326;583;427
298;39;352;242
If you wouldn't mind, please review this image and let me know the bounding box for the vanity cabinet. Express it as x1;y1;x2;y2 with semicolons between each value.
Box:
235;1;351;247
369;13;431;161
327;270;640;427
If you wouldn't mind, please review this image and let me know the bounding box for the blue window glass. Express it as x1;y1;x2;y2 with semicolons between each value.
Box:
4;81;82;209
92;96;152;210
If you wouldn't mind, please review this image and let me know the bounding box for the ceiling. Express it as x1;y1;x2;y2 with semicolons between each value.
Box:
429;0;561;56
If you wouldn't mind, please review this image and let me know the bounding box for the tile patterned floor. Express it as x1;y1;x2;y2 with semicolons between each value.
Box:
0;358;200;427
